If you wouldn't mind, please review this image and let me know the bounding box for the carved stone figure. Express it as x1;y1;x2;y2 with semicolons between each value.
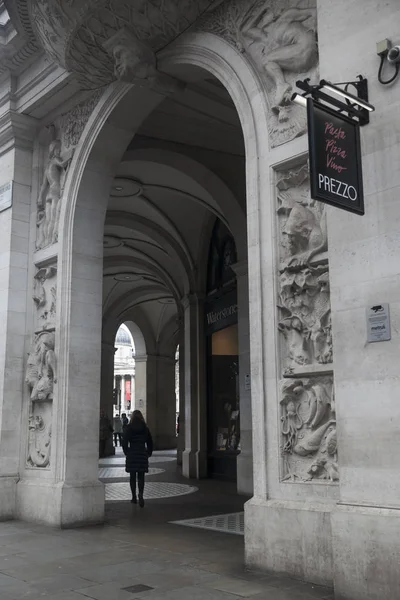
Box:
305;381;332;429
293;419;335;456
103;28;183;95
277;165;333;371
26;332;57;402
37;139;73;248
280;379;305;453
280;377;338;482
239;6;317;109
31;0;210;90
27;413;51;468
33;265;57;330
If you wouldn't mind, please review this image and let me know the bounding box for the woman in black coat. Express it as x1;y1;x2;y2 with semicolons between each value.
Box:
122;410;153;507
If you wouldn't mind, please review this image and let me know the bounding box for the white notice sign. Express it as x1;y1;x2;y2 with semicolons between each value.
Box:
367;303;391;343
0;182;13;212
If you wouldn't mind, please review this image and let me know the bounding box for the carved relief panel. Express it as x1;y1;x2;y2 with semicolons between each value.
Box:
280;377;337;482
25;261;58;469
277;163;332;376
36;92;100;251
198;0;318;147
276;162;337;483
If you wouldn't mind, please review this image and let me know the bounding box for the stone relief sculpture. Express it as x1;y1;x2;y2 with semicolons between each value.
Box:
33;265;57;328
277;164;332;373
36;138;74;249
239;5;317;110
36;92;101;250
280;377;338;482
26;331;57;402
103;27;183;94
198;0;318;147
30;0;211;90
27;412;52;469
59;91;102;150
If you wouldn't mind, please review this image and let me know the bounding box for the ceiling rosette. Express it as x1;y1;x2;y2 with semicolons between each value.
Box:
29;0;213;89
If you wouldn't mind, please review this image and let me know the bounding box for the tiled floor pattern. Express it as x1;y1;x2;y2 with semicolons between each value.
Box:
98;467;165;479
171;512;244;536
105;481;199;501
99;456;176;467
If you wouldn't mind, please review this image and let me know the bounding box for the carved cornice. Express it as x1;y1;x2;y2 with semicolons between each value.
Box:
1;1;40;77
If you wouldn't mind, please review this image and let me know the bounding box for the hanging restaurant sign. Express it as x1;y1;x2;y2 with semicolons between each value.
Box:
307;99;365;215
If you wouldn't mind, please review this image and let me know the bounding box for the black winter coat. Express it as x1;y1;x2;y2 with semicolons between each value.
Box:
122;421;153;473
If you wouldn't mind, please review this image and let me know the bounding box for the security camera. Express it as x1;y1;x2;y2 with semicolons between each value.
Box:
388;45;400;64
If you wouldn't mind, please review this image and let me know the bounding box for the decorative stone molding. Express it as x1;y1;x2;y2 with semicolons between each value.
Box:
280;377;337;482
30;0;213;90
197;0;318;147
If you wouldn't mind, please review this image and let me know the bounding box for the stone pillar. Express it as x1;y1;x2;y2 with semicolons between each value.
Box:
182;294;207;479
154;354;176;450
134;355;147;415
177;339;185;466
100;341;116;456
232;261;253;496
0;112;36;520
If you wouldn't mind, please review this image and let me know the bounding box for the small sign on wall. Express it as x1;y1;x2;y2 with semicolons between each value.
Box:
367;303;391;342
245;374;251;391
0;182;13;212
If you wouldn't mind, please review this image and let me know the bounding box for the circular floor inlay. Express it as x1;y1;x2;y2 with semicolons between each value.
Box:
99;456;176;467
99;467;164;479
105;482;198;502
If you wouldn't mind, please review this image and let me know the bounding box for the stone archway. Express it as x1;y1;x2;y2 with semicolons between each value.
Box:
17;32;270;534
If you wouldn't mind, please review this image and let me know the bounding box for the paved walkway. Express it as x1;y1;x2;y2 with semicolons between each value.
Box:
0;449;334;599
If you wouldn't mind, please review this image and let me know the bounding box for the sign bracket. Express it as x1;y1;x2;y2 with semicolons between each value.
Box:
295;75;374;126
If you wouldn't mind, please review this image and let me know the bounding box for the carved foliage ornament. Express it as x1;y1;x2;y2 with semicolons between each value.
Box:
30;0;213;90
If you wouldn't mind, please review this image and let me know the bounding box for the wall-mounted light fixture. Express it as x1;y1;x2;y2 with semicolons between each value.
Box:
376;39;400;85
292;76;374;126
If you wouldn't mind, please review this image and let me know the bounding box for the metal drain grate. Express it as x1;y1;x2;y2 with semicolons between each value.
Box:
171;512;244;536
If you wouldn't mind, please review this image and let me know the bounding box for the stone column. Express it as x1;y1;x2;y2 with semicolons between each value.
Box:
100;341;116;456
182;294;207;479
177;339;185;466
134;355;147;415
232;261;253;496
0;111;36;520
154;354;176;450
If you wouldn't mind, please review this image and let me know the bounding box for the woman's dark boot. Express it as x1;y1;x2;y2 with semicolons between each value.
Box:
131;495;137;504
139;496;144;508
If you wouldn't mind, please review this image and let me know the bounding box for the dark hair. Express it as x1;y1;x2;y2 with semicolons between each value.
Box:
130;410;145;425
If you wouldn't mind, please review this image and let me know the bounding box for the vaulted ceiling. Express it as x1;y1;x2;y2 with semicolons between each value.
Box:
102;70;246;354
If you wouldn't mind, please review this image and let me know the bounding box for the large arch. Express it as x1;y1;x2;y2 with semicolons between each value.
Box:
19;32;270;531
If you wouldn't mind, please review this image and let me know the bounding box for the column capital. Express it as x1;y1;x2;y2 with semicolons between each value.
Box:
231;260;248;278
181;292;205;310
0;110;37;156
